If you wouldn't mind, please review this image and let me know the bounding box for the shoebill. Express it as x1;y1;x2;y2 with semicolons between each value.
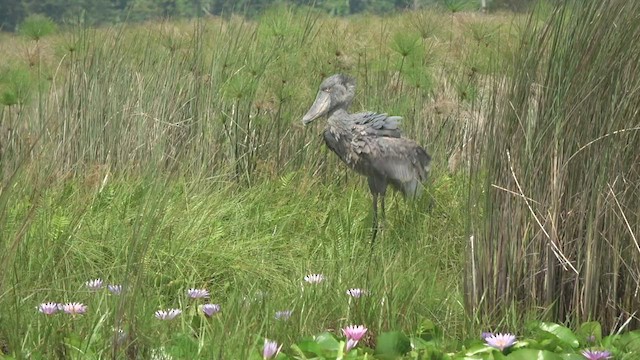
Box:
301;74;431;245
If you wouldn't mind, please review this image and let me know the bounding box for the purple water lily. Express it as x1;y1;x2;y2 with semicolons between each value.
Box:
38;302;59;315
485;333;516;351
581;350;612;360
187;288;210;299
263;339;282;359
85;279;104;291
201;304;221;317
62;302;88;315
108;284;122;295
275;310;292;320
346;288;368;298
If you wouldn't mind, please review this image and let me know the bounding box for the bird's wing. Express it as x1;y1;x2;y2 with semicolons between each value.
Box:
351;137;431;196
350;112;402;138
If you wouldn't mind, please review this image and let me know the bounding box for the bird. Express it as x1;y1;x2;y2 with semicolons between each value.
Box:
301;74;431;245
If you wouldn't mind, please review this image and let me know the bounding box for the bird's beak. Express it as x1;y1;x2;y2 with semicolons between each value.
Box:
302;91;331;125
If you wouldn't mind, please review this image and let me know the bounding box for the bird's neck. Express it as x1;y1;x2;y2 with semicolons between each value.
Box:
327;108;350;126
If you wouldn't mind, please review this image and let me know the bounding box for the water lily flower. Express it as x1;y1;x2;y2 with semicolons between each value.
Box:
263;339;282;359
62;302;88;315
342;325;367;352
155;309;182;320
187;288;210;299
38;302;59;315
85;279;103;291
485;333;516;351
150;347;172;360
275;310;292;320
343;325;367;341
304;274;325;284
108;284;122;295
346;338;359;352
481;332;493;340
346;288;368;298
581;350;612;360
201;304;221;317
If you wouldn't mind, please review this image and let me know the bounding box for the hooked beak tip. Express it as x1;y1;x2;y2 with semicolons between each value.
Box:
302;91;330;125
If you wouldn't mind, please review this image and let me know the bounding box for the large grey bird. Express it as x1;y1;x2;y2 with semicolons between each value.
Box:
302;74;431;243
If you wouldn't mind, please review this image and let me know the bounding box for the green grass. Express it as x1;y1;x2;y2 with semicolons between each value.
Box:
1;1;639;358
0;170;468;358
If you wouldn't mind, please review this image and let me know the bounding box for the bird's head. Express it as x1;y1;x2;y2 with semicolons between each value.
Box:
302;74;356;125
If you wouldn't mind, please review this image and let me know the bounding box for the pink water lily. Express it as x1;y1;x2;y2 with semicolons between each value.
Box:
263;339;282;359
342;325;367;341
581;350;612;360
62;302;87;315
342;325;367;352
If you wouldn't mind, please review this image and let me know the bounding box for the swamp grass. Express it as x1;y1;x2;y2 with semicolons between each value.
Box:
466;0;640;332
0;1;638;358
0;171;468;358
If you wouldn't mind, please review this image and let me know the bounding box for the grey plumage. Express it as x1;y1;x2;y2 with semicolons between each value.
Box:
302;74;431;243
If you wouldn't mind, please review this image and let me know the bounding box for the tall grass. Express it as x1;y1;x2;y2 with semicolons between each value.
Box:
0;7;514;182
467;0;640;332
0;173;468;357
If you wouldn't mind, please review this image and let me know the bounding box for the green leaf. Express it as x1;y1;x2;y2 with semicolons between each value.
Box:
559;354;586;360
293;338;321;356
537;322;580;348
601;333;620;349
506;349;563;360
616;330;640;353
464;344;496;356
375;331;412;359
314;332;341;354
576;322;602;343
411;336;436;350
418;319;443;341
453;352;506;360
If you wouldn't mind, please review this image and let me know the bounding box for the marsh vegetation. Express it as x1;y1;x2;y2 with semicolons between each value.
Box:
0;0;638;358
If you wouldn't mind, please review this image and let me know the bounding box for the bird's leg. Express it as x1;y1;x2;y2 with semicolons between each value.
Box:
368;177;387;249
380;193;386;223
374;193;386;235
371;192;378;246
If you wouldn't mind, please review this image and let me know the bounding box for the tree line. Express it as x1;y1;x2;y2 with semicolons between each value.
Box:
0;0;537;32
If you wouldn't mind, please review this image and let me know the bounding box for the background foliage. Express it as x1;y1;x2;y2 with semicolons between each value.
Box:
0;0;540;31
